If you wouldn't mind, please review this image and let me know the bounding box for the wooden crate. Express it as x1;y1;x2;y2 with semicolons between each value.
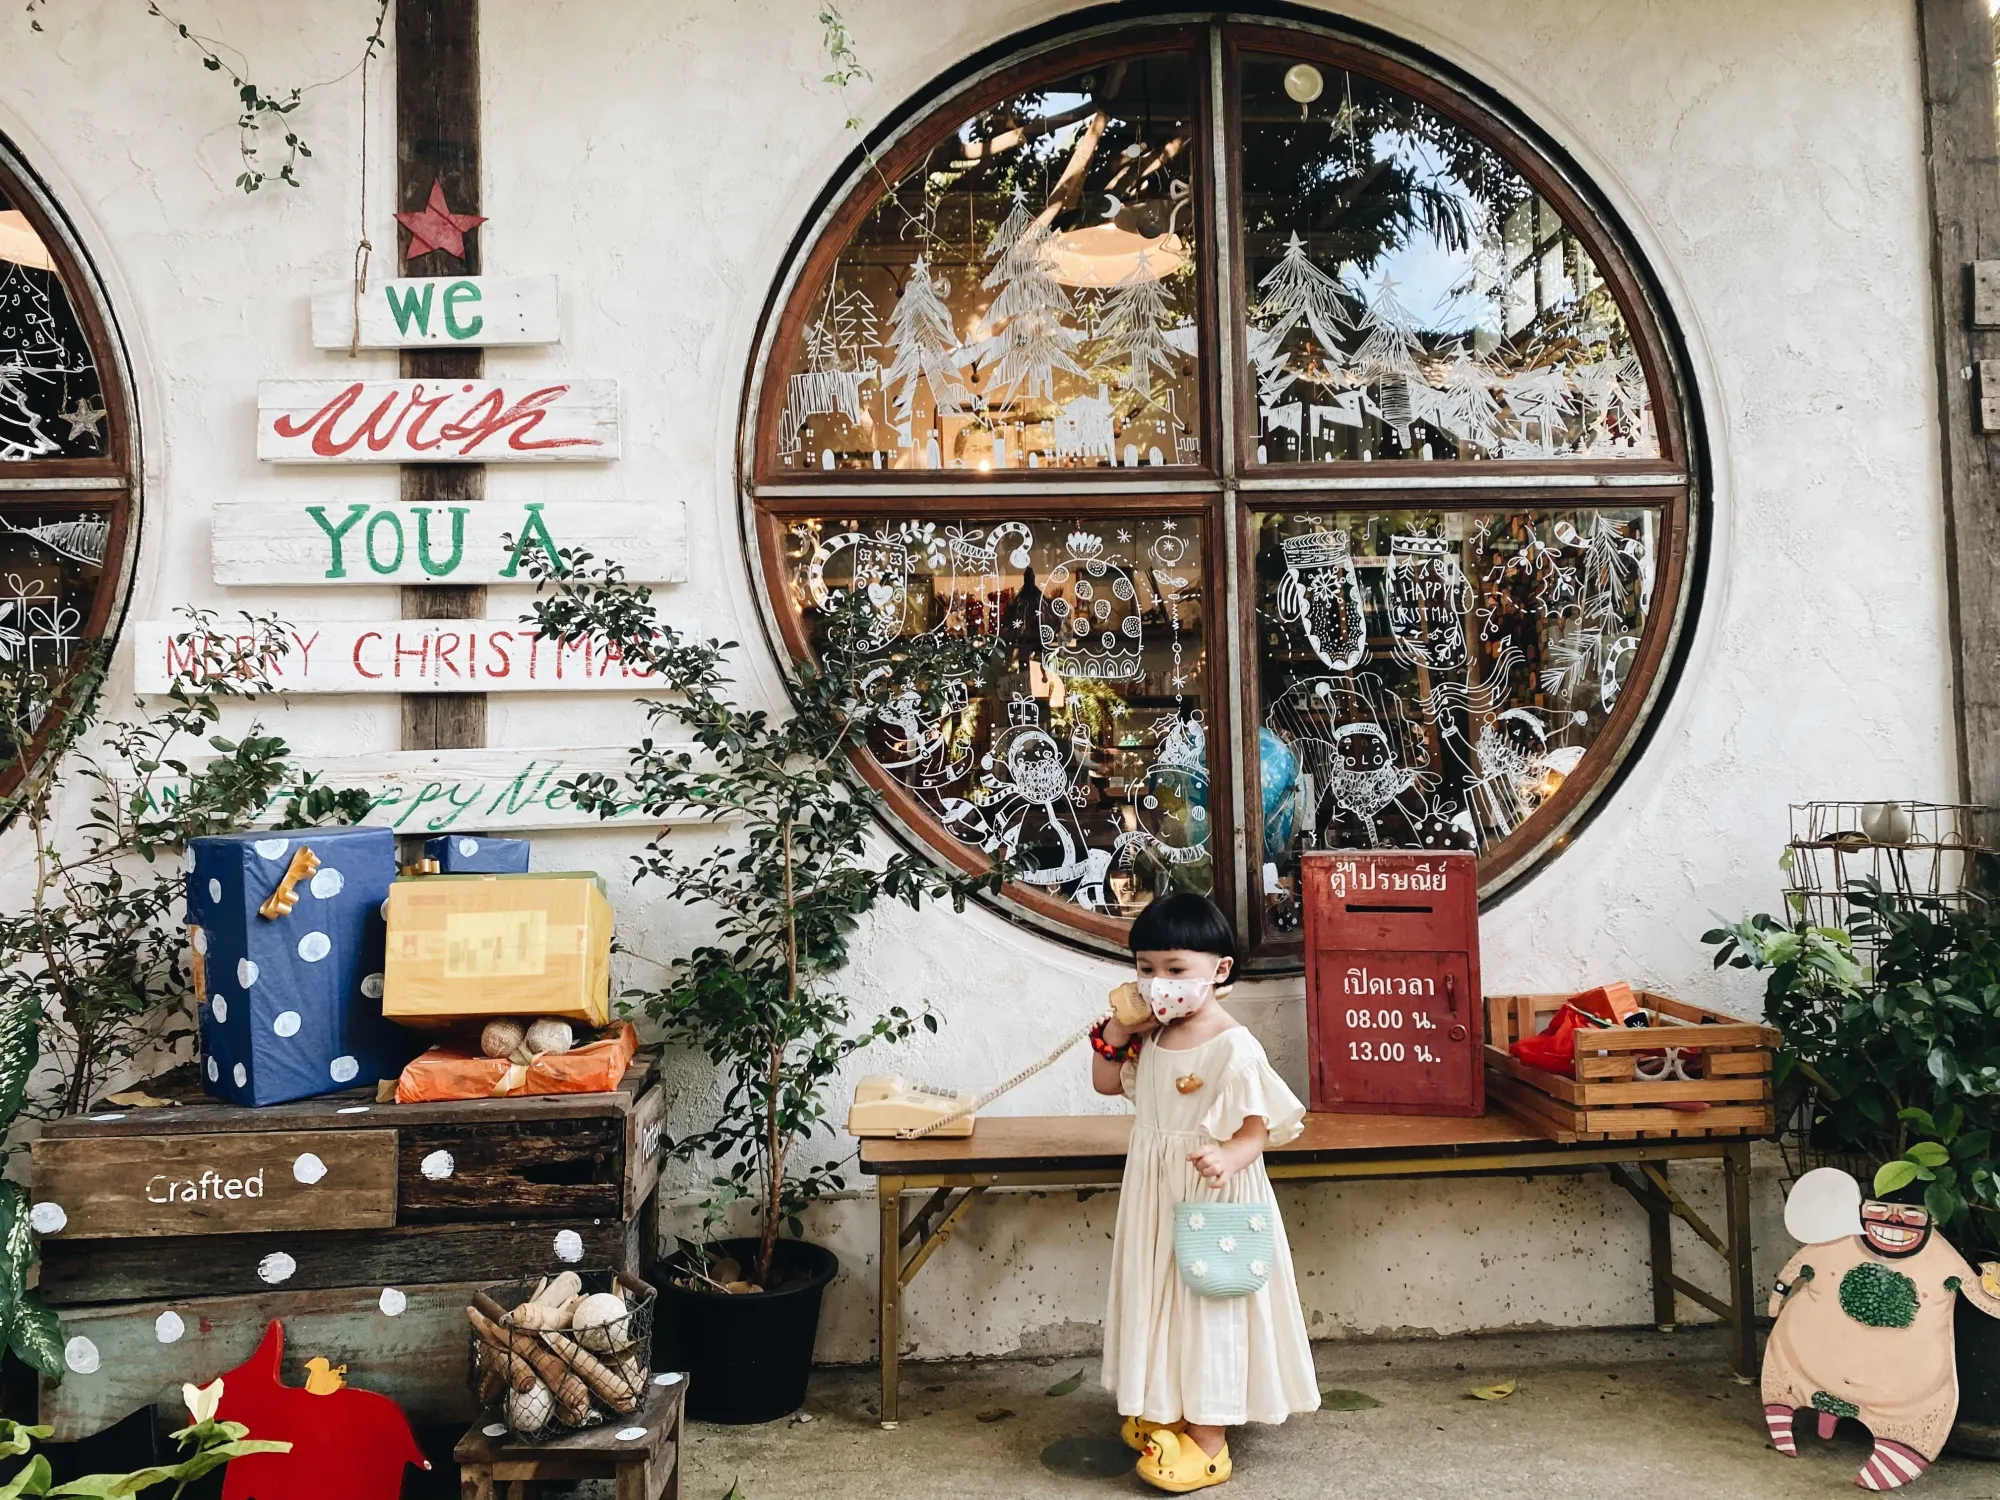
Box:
1484;992;1777;1143
29;1051;665;1440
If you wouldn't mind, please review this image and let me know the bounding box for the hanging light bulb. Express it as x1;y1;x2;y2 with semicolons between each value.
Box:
0;211;55;272
1283;63;1324;118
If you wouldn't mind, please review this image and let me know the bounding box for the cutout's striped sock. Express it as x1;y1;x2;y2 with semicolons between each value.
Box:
1765;1406;1797;1457
1856;1441;1928;1491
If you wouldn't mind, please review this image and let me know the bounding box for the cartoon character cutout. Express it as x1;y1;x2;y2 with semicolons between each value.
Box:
1275;526;1367;672
1765;1167;2000;1489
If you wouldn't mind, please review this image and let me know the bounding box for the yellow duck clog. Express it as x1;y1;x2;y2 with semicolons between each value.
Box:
1137;1429;1232;1493
1121;1415;1187;1452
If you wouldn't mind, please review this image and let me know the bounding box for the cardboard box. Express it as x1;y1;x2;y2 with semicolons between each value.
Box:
187;826;422;1106
422;834;531;874
381;872;612;1027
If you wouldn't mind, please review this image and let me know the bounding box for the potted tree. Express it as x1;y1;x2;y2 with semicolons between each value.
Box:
1706;879;2000;1452
526;555;1008;1424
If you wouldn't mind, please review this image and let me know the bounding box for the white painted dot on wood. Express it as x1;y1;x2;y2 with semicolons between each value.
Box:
615;1426;647;1442
553;1229;584;1264
232;1062;247;1089
28;1202;66;1235
90;1112;125;1123
211;995;228;1024
481;1423;508;1438
254;837;289;860
419;1150;455;1181
237;958;259;988
190;926;207;955
292;1153;328;1186
360;973;384;1001
329;1055;359;1083
379;1287;408;1316
653;1372;683;1386
297;931;331;963
273;1010;301;1038
458;838;480;856
63;1336;99;1374
206;1057;218;1083
308;866;345;900
257;1252;296;1285
336;1105;370;1115
207;878;222;903
155;1311;184;1344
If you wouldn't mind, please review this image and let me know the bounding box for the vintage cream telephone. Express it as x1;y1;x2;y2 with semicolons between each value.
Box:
846;984;1157;1141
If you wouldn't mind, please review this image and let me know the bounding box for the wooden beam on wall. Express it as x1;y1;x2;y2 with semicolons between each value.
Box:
396;0;485;756
1920;0;2000;839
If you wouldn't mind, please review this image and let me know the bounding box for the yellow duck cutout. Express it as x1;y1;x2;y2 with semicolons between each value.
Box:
302;1358;348;1395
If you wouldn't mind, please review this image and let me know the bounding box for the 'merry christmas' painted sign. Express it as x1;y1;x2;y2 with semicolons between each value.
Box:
134;620;681;694
257;379;619;463
311;274;559;350
211;500;684;586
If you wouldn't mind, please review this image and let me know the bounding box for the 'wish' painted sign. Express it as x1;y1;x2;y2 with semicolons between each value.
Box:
134;620;683;694
311;274;559;349
257;379;620;463
211;500;686;586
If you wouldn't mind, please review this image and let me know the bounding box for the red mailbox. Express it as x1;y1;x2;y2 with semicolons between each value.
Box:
1302;850;1483;1117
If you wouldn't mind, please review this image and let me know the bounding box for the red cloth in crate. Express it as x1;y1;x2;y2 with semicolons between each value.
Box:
1509;1003;1600;1077
395;1020;638;1102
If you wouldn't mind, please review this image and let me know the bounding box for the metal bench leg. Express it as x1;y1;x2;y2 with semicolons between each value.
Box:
1724;1139;1756;1380
880;1175;903;1429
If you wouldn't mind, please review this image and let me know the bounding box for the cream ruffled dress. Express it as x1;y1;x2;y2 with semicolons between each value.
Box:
1101;1024;1321;1426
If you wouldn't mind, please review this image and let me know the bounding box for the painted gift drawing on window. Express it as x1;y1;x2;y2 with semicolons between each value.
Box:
1255;508;1655;929
1238;58;1655;465
0;194;107;462
770;53;1202;473
786;516;1210;917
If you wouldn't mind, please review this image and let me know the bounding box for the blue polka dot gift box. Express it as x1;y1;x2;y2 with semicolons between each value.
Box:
186;826;421;1107
422;834;531;874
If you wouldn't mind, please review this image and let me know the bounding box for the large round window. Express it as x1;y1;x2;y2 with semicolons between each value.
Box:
0;134;136;791
744;18;1700;967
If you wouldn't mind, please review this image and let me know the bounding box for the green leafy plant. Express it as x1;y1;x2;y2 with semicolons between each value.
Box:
0;611;370;1372
1874;1105;2000;1237
0;1381;289;1498
525;554;1011;1287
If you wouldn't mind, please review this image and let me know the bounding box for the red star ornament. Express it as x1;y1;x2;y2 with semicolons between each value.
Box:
396;178;486;262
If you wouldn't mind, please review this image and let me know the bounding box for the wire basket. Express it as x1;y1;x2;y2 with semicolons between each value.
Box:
1784;801;1989;955
467;1269;655;1442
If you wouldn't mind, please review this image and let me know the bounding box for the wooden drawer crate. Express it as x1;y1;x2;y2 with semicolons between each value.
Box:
1484;993;1777;1143
28;1052;665;1440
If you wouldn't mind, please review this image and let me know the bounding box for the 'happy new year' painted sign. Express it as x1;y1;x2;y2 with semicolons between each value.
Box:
257;379;619;463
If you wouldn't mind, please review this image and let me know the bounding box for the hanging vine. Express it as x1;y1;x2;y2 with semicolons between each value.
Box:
21;0;389;193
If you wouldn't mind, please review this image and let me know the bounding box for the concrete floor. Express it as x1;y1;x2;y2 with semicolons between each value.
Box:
682;1328;2000;1499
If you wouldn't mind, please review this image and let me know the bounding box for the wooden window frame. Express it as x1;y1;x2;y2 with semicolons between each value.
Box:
740;16;1704;970
0;133;140;805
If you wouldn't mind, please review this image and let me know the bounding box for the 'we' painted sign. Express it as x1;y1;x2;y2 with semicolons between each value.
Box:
257;379;619;463
210;500;686;586
311;274;560;349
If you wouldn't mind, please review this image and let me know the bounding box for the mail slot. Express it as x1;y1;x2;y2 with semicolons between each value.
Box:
1302;850;1483;1117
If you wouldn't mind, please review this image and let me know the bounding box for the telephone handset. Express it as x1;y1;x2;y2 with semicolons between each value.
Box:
1108;981;1152;1031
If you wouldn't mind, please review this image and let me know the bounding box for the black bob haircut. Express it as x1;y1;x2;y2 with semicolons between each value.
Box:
1128;893;1235;960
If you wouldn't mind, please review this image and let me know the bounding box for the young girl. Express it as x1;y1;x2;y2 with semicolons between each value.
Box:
1093;893;1319;1492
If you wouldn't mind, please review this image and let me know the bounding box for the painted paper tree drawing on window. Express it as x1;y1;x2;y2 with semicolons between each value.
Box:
785;515;1210;918
1238;58;1654;465
0;194;106;462
769;53;1203;473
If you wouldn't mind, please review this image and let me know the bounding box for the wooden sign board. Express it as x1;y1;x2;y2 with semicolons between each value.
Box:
211;499;686;587
258;379;619;464
311;274;559;349
30;1130;397;1239
133;619;689;695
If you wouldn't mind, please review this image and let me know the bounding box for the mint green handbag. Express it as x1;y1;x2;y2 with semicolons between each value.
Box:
1172;1201;1278;1298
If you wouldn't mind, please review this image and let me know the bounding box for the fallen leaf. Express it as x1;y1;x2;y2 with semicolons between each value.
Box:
1468;1378;1517;1402
723;1482;745;1500
1319;1388;1382;1411
975;1407;1015;1423
104;1090;177;1108
1046;1369;1085;1397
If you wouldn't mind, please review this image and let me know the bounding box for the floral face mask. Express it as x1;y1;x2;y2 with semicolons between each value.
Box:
1139;975;1214;1025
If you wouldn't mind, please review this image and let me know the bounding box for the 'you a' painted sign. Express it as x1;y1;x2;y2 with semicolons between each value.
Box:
311;274;560;350
211;500;686;586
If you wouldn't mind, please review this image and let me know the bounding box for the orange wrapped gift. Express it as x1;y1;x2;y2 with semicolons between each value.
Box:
394;1020;639;1103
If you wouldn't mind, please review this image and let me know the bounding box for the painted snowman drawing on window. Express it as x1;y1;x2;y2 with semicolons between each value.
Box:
1765;1168;2000;1489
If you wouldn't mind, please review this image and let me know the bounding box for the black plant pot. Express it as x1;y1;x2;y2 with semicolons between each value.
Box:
1953;1265;2000;1458
657;1237;840;1425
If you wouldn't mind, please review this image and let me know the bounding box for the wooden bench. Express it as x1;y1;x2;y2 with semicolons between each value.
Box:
454;1370;687;1499
859;1112;1755;1426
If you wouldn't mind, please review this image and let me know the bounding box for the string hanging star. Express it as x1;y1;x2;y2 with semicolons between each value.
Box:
60;397;106;441
395;178;486;262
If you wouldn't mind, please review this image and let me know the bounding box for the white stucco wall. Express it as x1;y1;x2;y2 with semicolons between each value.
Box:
0;0;1950;1363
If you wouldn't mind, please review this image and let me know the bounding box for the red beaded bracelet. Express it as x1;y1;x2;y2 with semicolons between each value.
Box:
1090;1018;1140;1063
